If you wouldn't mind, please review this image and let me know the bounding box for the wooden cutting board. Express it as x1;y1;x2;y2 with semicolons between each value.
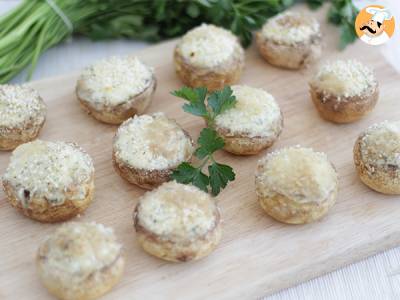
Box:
1;6;400;300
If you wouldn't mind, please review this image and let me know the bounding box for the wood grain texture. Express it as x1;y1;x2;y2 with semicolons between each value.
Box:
1;7;400;300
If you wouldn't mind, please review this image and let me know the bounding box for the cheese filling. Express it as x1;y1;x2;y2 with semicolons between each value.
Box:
256;146;337;203
0;84;45;129
137;181;218;240
310;59;376;98
178;24;238;68
114;113;193;170
214;85;281;138
38;222;122;279
3;140;94;206
77;56;153;106
261;11;320;45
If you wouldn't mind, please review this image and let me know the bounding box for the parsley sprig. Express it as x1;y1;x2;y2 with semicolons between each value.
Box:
171;86;236;196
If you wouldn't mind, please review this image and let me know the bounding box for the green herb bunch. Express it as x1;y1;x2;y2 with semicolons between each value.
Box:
0;0;358;83
328;0;359;49
306;0;358;49
171;86;237;196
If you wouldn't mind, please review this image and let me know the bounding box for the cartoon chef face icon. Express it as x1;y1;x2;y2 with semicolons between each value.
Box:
356;6;395;46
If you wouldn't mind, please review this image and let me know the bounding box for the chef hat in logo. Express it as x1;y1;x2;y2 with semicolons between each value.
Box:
366;7;393;24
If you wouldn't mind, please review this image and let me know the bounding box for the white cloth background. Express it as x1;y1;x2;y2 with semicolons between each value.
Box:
1;1;400;299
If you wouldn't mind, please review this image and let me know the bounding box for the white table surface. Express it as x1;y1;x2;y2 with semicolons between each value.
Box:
1;1;400;299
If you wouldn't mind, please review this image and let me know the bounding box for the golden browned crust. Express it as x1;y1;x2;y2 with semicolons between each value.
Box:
77;76;156;125
37;250;124;300
256;32;322;70
213;111;284;155
2;177;94;223
218;134;274;155
0;109;46;151
112;151;172;190
354;135;400;194
257;186;337;224
310;85;379;124
133;205;222;262
173;45;244;91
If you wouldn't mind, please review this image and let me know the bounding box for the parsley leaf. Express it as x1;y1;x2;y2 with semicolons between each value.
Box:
172;162;209;192
192;170;210;193
172;86;208;117
207;86;237;117
195;128;224;159
208;163;236;196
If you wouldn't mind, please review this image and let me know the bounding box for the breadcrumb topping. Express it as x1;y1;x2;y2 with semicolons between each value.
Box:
215;85;281;137
178;24;239;68
77;56;153;106
310;59;377;99
359;121;400;175
261;11;320;45
256;146;338;203
0;84;46;129
114;113;193;170
3;140;94;206
38;222;122;279
136;181;218;241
